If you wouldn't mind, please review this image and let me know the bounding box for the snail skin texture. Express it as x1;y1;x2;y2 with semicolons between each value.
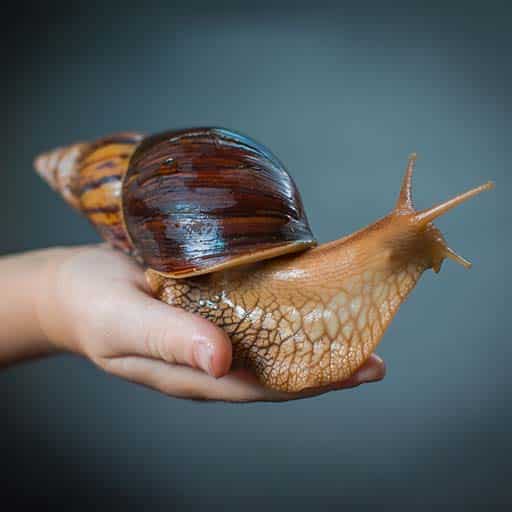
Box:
35;128;494;392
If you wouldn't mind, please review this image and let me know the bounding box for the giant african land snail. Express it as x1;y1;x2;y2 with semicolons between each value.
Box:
35;128;494;392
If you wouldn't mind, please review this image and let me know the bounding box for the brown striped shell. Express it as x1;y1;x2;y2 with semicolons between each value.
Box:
35;132;144;253
122;128;316;278
75;133;146;252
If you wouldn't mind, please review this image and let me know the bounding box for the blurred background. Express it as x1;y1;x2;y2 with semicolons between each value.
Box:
2;0;509;508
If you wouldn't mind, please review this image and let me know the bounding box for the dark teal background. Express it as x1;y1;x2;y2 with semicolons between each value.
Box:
2;1;509;509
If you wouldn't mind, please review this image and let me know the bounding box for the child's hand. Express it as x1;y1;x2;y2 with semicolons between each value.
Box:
2;245;385;402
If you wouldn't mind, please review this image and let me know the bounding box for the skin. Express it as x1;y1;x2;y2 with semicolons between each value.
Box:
0;244;385;402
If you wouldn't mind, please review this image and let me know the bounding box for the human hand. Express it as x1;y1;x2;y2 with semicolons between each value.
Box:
25;245;385;401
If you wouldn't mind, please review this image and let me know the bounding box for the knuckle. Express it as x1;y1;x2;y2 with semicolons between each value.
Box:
143;325;177;364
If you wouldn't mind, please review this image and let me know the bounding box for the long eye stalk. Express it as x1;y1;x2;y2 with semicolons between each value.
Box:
414;181;495;227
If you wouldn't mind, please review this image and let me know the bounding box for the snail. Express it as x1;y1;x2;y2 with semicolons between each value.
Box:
34;128;494;392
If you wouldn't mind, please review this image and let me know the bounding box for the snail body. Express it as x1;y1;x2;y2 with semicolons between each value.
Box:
35;128;493;392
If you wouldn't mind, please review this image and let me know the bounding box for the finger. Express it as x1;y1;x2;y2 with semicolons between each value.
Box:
95;284;232;378
101;353;385;403
102;355;275;402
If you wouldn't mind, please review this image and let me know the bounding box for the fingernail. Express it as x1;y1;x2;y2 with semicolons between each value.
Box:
194;339;214;376
355;365;382;384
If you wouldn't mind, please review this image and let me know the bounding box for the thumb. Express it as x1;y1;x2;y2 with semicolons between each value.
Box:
97;284;232;378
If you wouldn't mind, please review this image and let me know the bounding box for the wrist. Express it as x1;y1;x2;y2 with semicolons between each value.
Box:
33;246;82;355
0;247;68;365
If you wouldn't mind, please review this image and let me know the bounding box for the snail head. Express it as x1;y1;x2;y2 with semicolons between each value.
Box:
383;154;494;273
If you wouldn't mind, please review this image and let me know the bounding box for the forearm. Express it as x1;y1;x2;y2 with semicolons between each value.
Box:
0;248;63;366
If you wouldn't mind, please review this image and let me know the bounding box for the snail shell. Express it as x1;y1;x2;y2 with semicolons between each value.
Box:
122;128;316;277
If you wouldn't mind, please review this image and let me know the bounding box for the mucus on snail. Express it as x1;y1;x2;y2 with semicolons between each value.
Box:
34;128;494;392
